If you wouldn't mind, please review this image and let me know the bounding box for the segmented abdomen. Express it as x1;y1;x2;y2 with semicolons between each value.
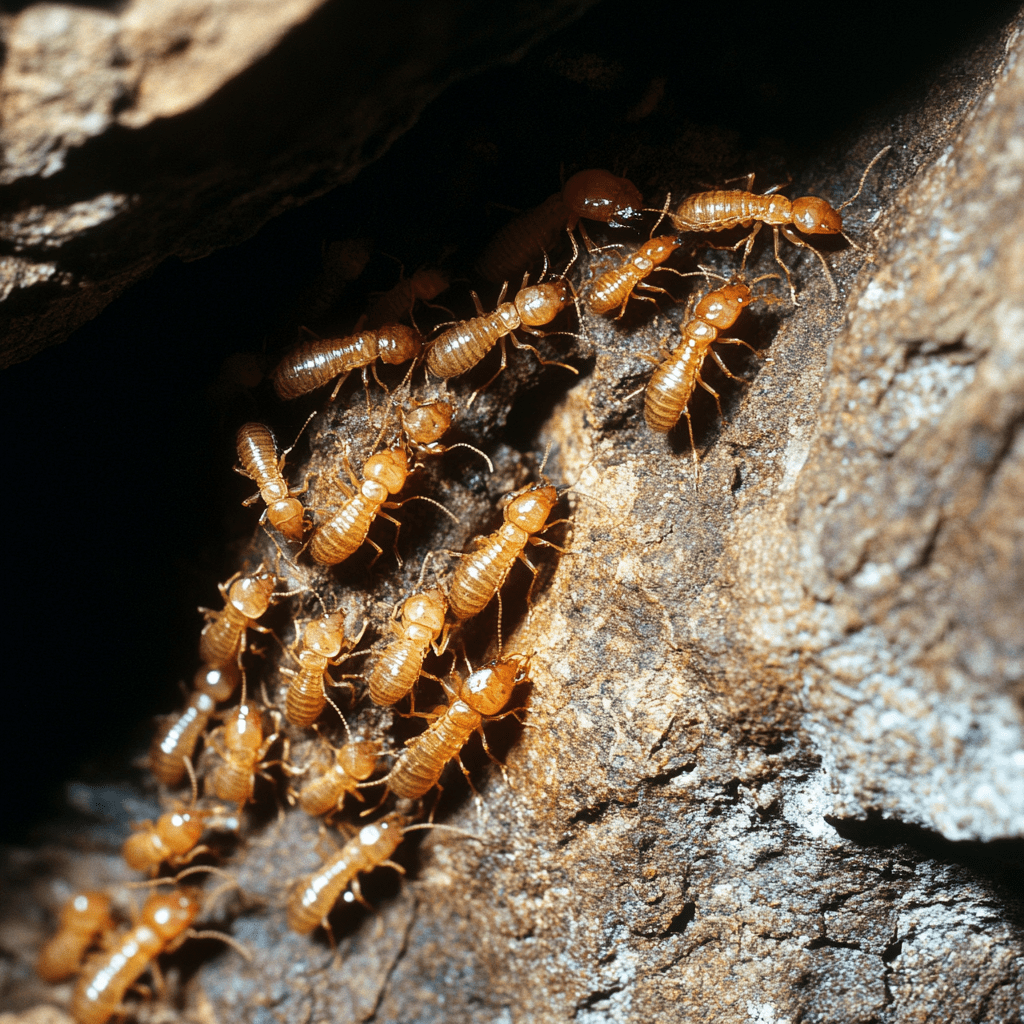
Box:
449;528;524;620
388;702;479;799
644;345;701;432
72;929;155;1024
368;636;426;706
426;308;515;378
587;263;644;314
309;494;377;566
297;767;351;816
209;759;252;805
475;193;568;285
272;335;378;400
285;668;327;727
149;692;215;785
236;423;279;489
199;610;245;667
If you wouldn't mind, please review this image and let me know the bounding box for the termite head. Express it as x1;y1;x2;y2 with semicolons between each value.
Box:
58;891;114;933
141;888;202;940
193;663;240;702
228;571;277;618
643;235;683;264
503;484;558;533
791;196;842;235
516;280;572;327
358;812;408;854
563;169;644;227
378;325;423;365
303;612;347;658
266;497;306;541
695;282;753;329
401;590;448;634
337;739;381;781
459;657;528;716
402;401;453;445
363;447;409;493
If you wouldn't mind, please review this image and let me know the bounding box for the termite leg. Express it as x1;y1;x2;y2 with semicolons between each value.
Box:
696;374;725;419
466;335;509;407
779;224;838;301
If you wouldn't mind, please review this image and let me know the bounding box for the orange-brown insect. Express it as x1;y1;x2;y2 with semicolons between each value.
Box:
476;169;643;284
121;804;217;876
235;422;308;542
373;655;529;800
425;274;581;391
286;813;408;934
644;273;777;485
291;737;382;817
36;891;116;982
149;664;239;787
400;399;494;469
368;589;450;707
363;267;450;330
271;325;423;401
283;612;365;727
205;702;279;808
198;568;277;669
448;483;566;623
586;234;686;317
70;889;201;1024
668;147;890;302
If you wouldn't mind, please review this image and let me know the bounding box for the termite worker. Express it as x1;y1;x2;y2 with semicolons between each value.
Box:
36;891;115;982
198;567;278;669
235;422;308;541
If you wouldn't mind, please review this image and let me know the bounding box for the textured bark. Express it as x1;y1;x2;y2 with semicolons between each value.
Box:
2;5;1024;1024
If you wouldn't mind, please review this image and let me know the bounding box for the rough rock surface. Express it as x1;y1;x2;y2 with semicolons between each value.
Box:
2;5;1024;1024
0;0;591;368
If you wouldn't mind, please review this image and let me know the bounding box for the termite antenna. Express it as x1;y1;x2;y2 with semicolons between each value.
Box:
836;145;892;212
401;823;485;841
188;929;253;961
396;494;461;524
184;756;199;808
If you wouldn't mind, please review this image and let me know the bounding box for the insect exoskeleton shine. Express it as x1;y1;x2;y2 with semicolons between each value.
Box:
644;271;779;486
286;812;409;934
198;568;278;669
205;702;279;808
667;146;891;302
363;267;450;330
476;169;643;285
283;611;364;727
448;482;567;622
367;589;450;707
271;325;423;401
585;234;687;317
292;738;382;817
36;891;116;983
369;654;531;801
235;422;308;541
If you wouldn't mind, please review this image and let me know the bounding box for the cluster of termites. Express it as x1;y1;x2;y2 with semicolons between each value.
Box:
35;152;890;1022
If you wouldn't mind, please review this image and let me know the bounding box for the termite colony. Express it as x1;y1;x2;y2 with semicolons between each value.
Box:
35;153;890;1021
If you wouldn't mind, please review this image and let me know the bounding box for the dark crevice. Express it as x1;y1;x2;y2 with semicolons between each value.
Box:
662;901;696;936
574;985;624;1014
804;935;861;951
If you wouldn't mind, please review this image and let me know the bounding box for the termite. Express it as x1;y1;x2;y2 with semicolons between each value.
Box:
290;736;382;817
644;272;777;486
476;169;643;284
667;146;891;302
286;812;409;934
400;399;494;469
149;665;240;787
205;701;279;808
367;655;530;801
367;589;451;707
270;325;423;401
448;482;567;624
36;891;116;982
70;888;241;1024
198;567;277;669
363;266;450;330
425;268;582;394
585;234;687;317
235;421;309;542
283;611;366;728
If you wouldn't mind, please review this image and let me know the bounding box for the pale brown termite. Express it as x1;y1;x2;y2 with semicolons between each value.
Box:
206;702;279;808
286;813;408;934
448;482;567;622
291;738;382;817
586;234;687;317
235;422;308;542
283;612;365;727
370;655;529;800
667;146;891;302
36;891;115;982
400;399;494;469
121;804;218;876
149;664;240;787
425;273;582;394
476;169;643;284
644;273;777;486
70;888;243;1024
368;589;451;706
198;568;277;669
271;325;423;401
363;266;450;330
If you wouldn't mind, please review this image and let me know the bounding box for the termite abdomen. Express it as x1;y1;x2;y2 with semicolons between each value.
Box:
36;891;115;983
